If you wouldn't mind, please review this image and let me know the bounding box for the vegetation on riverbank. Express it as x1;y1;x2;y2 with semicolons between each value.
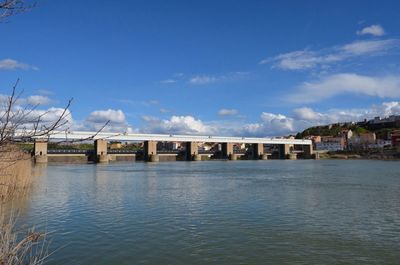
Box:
0;146;32;202
317;148;400;160
0;145;49;264
296;121;398;140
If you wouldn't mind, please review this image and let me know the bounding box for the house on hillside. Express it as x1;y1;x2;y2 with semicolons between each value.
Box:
349;132;376;149
315;136;346;151
391;130;400;150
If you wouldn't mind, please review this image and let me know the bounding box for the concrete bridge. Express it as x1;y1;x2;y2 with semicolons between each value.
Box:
30;131;313;163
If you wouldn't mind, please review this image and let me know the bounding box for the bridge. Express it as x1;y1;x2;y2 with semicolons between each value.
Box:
30;131;313;163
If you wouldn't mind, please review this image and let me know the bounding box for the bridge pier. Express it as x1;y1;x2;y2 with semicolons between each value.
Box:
95;139;109;163
229;153;238;160
144;140;158;162
149;154;160;162
221;143;233;159
34;139;48;163
303;144;313;159
252;143;264;159
186;142;199;161
287;153;297;160
279;144;292;159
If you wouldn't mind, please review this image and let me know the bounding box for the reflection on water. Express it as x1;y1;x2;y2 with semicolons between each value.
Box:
14;160;400;264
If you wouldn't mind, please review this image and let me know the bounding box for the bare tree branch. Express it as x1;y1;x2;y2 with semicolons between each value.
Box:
0;0;35;21
1;80;111;151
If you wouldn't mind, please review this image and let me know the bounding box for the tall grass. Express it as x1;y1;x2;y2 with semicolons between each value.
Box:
0;145;32;203
0;145;48;265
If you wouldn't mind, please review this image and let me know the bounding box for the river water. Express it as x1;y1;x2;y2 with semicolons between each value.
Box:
17;160;400;264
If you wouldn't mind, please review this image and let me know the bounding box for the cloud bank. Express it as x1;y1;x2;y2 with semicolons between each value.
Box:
288;73;400;103
261;39;399;70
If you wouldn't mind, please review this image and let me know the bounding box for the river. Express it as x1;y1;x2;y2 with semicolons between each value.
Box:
17;160;400;264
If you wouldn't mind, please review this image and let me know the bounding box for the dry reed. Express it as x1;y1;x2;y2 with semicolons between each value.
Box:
0;145;48;265
0;145;32;203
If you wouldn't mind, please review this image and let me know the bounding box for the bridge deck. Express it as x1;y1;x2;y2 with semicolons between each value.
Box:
31;131;311;145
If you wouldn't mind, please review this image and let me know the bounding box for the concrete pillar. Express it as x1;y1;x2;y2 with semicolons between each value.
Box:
288;153;297;160
303;144;313;159
279;144;292;159
186;142;199;161
144;141;157;161
95;139;108;163
193;154;202;161
229;153;238;160
149;154;160;162
252;143;264;159
221;143;234;159
34;139;48;163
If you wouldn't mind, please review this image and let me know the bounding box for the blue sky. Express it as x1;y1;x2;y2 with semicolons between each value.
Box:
1;0;400;136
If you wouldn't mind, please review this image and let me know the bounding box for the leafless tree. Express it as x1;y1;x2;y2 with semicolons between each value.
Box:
0;0;35;21
0;79;73;147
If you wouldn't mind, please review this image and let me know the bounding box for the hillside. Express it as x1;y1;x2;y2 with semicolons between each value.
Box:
296;121;399;140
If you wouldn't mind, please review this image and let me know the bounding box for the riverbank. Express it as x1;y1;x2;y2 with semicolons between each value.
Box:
318;150;400;160
0;145;48;264
0;145;33;202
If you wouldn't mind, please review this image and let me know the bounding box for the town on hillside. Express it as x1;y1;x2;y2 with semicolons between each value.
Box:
296;115;400;157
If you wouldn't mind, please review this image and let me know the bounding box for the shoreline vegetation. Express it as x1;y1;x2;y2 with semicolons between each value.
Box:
318;149;400;160
0;145;48;265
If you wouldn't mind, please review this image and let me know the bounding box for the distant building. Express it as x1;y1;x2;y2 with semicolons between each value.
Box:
305;135;321;149
340;129;353;140
370;115;400;124
349;132;376;149
391;130;400;150
109;141;122;149
305;135;321;143
340;129;353;150
369;139;392;149
157;141;182;150
359;132;376;144
315;136;345;151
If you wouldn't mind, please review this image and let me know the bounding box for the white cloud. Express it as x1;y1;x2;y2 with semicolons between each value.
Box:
288;73;400;103
0;93;53;106
26;95;51;106
218;108;238;116
357;24;385;36
159;108;171;113
86;109;126;124
141;115;217;135
371;101;400;117
0;59;38;71
0;105;73;132
189;75;218;85
340;39;397;55
33;107;73;124
262;39;399;70
292;107;323;121
81;109;133;132
238;101;400;137
260;50;341;70
160;79;176;84
189;72;249;85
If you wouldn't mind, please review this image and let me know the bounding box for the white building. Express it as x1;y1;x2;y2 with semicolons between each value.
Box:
315;142;344;151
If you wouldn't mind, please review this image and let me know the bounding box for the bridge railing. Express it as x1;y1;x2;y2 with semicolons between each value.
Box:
48;149;93;155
